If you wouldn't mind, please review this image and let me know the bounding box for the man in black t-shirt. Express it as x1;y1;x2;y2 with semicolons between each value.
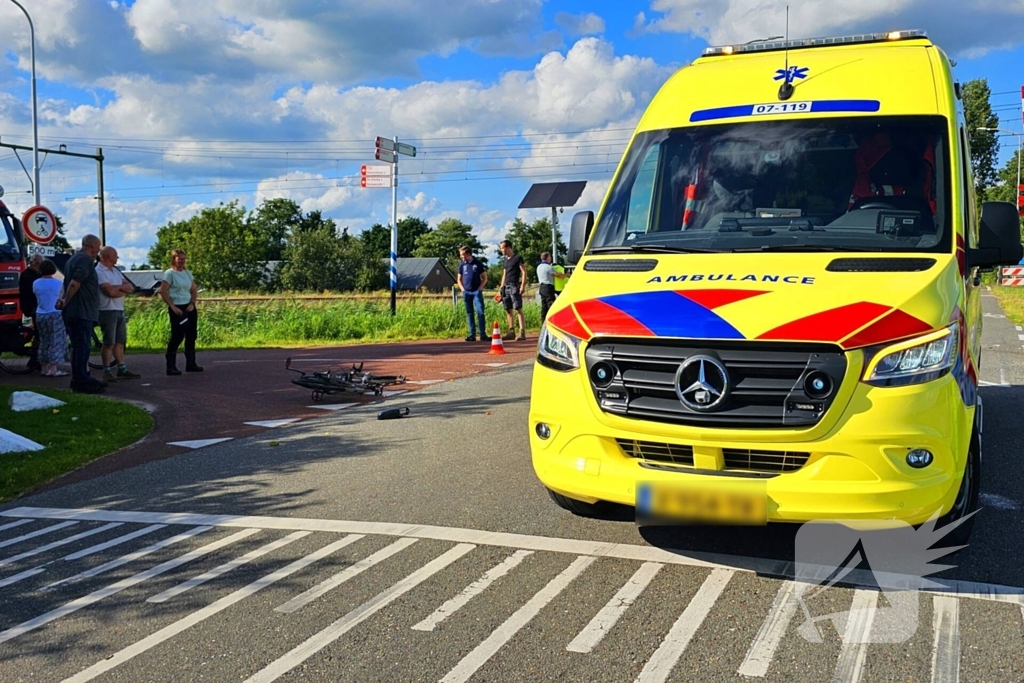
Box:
60;235;105;394
498;239;527;341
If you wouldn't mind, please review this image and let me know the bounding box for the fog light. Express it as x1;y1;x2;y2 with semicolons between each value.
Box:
535;423;551;440
906;449;934;468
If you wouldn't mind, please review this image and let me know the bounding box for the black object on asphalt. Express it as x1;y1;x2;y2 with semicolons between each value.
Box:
378;407;410;420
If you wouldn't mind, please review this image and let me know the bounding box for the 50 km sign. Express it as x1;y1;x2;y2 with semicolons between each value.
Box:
22;205;57;244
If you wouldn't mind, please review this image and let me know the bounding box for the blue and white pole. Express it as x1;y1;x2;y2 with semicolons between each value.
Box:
390;136;398;316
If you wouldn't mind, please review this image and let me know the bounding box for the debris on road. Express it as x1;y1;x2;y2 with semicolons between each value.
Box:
378;407;410;420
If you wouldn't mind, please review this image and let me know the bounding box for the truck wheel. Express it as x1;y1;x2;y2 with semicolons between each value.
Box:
546;488;608;517
936;429;980;548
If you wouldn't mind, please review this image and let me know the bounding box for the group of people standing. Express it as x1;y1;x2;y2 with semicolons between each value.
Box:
17;237;204;393
456;240;568;343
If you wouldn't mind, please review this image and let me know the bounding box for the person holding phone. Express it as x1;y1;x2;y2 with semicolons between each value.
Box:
158;248;202;376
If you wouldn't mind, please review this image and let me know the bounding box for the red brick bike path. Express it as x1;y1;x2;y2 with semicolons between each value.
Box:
5;337;535;492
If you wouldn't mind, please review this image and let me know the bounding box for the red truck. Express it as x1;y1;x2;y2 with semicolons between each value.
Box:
0;196;30;373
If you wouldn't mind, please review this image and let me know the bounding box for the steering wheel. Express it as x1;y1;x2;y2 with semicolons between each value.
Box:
853;202;896;210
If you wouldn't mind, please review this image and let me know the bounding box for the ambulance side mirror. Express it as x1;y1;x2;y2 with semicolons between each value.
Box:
970;201;1023;268
568;211;594;265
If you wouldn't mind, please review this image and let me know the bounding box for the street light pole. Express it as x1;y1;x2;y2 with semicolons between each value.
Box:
8;0;39;206
979;127;1023;213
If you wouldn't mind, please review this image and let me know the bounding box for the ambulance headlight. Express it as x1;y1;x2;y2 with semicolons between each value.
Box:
537;323;581;371
864;324;957;387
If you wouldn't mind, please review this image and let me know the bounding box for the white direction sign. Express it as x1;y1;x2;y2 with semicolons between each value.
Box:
375;148;396;164
26;243;56;257
396;142;417;157
375;137;395;152
361;164;391;177
361;176;393;188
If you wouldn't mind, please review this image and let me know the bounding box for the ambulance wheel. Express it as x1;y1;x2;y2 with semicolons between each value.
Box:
936;428;980;548
546;489;607;517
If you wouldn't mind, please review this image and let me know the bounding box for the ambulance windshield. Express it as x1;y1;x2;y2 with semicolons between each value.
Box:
590;116;951;254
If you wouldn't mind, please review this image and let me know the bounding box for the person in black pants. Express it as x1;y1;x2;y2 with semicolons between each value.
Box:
158;249;202;375
17;253;43;372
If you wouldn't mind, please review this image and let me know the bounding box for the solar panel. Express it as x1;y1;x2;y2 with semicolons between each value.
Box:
518;181;587;209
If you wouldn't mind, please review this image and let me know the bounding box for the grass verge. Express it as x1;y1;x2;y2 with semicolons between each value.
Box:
124;296;545;352
989;284;1024;326
0;387;153;502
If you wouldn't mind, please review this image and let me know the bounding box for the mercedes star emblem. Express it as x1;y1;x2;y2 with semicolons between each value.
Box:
675;355;729;411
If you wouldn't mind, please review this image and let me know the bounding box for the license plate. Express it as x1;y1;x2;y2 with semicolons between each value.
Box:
636;480;767;525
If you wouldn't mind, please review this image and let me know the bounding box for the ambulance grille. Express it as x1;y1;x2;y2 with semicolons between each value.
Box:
616;439;694;466
722;448;810;473
587;340;847;429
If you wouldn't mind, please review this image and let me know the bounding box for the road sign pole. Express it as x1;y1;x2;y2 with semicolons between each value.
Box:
391;136;399;316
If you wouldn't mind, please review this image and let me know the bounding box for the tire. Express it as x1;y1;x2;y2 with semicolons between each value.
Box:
0;350;34;375
546;488;609;517
935;427;981;548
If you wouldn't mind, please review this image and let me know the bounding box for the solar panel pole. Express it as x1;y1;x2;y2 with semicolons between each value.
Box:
391;137;398;316
551;207;559;264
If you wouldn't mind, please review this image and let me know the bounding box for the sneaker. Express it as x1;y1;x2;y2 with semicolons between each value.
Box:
464;335;477;342
103;370;117;382
116;369;141;379
516;332;526;341
502;331;515;341
72;382;106;394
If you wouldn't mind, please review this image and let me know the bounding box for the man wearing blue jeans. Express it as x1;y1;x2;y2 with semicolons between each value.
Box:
457;245;488;342
58;234;106;394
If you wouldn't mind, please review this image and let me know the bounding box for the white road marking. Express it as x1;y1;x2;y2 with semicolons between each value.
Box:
0;519;33;534
832;590;878;683
148;531;308;604
0;528;259;645
635;568;734;683
1017;334;1024;342
248;544;476;683
413;549;534;632
275;537;418;613
307;403;358;411
737;581;802;677
0;567;45;589
243;419;302;428
7;507;1024;605
42;526;213;591
442;556;596;683
166;438;234;449
381;390;407;397
406;379;445;385
474;362;508;368
0;523;123;568
1017;326;1023;332
979;380;1011;387
62;524;167;561
931;595;960;683
979;493;1021;511
0;521;79;550
61;534;366;683
567;561;662;653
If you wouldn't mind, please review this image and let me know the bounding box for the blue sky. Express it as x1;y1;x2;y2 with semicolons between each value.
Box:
0;0;1021;267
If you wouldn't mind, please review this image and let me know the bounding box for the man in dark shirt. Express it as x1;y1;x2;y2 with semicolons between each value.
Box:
17;253;43;372
498;240;527;341
456;245;488;342
60;234;105;393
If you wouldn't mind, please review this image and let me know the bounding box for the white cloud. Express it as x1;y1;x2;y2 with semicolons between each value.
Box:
640;0;1024;56
554;12;606;36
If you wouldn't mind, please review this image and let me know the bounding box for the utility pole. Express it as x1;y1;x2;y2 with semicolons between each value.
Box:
391;136;398;317
8;0;39;206
96;147;106;245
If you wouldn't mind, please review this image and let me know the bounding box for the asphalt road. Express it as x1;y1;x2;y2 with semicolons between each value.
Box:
1;290;1023;682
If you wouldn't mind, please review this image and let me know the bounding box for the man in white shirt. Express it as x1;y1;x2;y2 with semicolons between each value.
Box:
96;246;141;380
536;252;567;322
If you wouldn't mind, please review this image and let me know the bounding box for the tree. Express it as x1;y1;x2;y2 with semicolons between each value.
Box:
278;225;353;292
412;218;485;274
51;215;71;252
962;79;1000;201
361;217;433;260
502;216;567;283
991;146;1024;233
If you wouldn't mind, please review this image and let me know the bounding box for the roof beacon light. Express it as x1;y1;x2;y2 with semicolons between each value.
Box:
702;29;928;57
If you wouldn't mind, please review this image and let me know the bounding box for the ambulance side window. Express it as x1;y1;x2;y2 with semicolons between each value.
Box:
959;127;979;248
625;145;661;234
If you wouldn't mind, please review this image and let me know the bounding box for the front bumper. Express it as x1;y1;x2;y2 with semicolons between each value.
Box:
529;360;973;525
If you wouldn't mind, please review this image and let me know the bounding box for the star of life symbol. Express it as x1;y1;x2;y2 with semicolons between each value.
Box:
793;510;973;644
774;65;809;82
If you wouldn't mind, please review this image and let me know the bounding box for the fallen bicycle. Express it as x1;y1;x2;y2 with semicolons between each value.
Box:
285;358;406;401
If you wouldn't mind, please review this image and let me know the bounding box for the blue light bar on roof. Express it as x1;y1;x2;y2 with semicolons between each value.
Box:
702;30;928;57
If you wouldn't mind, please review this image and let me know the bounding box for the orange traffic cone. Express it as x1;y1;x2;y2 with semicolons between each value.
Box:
488;321;507;355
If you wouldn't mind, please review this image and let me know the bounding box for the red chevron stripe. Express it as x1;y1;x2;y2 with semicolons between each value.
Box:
675;289;769;310
546;305;591;340
758;302;890;342
574;299;654;337
842;309;933;348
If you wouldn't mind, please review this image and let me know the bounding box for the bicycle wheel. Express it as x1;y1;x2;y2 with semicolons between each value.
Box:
0;349;34;375
88;326;106;370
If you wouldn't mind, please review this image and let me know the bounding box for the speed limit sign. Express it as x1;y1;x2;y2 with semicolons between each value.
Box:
22;205;57;244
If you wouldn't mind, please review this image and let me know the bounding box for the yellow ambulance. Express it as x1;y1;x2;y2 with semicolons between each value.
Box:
529;30;1023;544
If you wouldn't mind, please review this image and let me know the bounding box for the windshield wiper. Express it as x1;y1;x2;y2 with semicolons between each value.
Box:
731;245;881;253
589;244;724;255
